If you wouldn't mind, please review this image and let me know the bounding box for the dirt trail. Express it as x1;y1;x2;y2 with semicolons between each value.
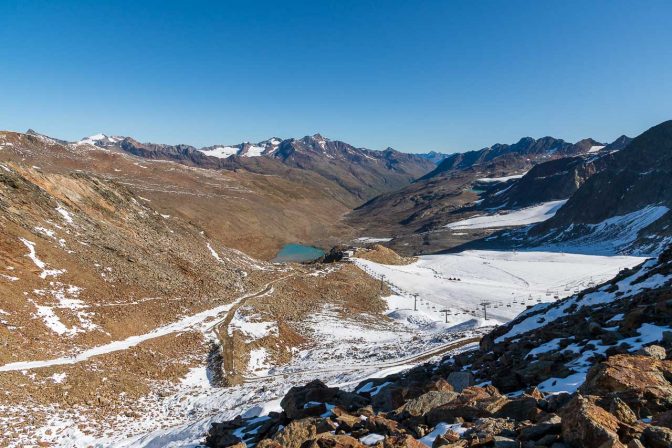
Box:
215;284;273;377
211;274;294;381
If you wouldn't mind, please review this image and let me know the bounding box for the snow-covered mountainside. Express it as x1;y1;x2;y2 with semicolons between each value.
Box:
526;120;672;253
204;244;672;448
347;134;626;256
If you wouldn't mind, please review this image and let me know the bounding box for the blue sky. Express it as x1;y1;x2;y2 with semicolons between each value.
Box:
1;0;671;152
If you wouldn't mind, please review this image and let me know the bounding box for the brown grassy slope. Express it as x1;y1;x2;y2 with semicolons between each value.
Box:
0;131;356;259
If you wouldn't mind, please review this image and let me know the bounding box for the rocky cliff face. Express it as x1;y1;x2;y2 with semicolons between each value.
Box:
206;246;672;448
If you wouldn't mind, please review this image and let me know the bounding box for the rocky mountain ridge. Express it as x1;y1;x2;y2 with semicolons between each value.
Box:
70;132;437;204
421;136;606;181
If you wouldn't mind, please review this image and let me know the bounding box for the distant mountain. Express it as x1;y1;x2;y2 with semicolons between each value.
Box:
415;150;452;164
422;136;605;180
79;133;436;205
347;135;611;253
525;120;672;254
603;134;633;152
475;153;611;211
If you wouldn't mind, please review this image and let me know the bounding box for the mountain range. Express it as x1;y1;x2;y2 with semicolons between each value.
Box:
77;132;437;205
3;121;672;448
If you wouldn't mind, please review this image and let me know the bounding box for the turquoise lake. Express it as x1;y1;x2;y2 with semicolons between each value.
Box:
273;244;325;263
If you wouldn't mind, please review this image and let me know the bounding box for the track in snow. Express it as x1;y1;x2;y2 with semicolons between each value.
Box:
242;336;481;383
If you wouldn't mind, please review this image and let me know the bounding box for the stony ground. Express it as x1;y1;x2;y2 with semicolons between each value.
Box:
206;246;672;448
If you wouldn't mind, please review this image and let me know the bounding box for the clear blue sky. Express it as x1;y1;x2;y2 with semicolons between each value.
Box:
1;1;671;152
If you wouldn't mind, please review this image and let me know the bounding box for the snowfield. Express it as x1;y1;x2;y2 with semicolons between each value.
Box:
476;173;526;183
446;200;567;230
354;250;645;326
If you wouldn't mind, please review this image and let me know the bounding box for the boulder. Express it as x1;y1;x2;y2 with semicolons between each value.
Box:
256;441;284;448
635;345;667;360
495;396;542;422
518;414;562;441
426;386;509;426
380;435;427;447
609;397;637;425
281;380;368;419
303;434;367;448
398;391;460;417
641;425;672;448
580;354;672;414
365;415;401;436
371;384;407;412
560;395;622;448
462;417;518;441
447;372;474;392
271;418;333;448
204;430;242;448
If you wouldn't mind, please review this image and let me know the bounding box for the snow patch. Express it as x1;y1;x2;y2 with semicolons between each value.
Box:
446;200;567;230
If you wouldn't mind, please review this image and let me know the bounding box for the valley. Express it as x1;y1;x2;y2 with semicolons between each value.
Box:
1;121;671;448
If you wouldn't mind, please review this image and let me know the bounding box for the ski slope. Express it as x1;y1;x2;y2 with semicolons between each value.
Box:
446;200;567;229
354;250;645;325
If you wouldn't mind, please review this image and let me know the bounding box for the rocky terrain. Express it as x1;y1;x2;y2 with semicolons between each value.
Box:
347;135;617;256
205;244;672;448
2;121;670;447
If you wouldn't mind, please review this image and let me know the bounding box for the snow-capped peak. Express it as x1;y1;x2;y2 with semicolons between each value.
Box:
77;134;122;146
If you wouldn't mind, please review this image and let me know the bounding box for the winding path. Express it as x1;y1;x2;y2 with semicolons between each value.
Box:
242;335;481;383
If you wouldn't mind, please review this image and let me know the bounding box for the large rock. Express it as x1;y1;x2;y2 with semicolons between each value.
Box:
380;435;427;447
635;345;667;360
580;354;672;415
609;397;637;425
518;414;562;441
495;396;542;422
271;418;334;448
371;384;407;412
447;372;474;393
462;417;518;441
398;391;460;417
281;380;368;419
560;395;623;448
426;386;509;426
303;434;367;448
641;425;672;448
